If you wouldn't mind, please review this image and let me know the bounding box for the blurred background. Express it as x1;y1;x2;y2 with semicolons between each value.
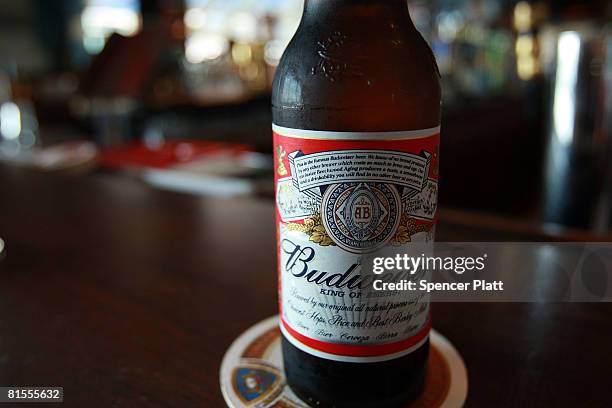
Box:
0;0;611;234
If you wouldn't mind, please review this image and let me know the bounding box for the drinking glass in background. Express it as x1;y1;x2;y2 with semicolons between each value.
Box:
540;24;612;231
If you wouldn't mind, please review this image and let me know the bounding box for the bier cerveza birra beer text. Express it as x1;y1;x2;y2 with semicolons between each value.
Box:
272;1;441;407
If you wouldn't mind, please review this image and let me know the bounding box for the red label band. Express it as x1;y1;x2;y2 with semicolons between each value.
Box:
274;126;439;361
281;316;432;357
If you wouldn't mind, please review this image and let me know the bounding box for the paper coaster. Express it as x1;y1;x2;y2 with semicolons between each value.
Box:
220;316;467;408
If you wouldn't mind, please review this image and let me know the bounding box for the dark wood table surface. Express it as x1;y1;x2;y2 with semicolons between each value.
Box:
0;165;610;408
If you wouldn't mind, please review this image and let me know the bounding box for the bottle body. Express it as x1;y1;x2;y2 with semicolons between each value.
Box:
272;1;441;407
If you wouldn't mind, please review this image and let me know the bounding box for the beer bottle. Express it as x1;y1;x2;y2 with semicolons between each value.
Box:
272;1;440;407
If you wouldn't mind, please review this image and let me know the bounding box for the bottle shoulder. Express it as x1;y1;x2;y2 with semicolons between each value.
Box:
272;23;441;130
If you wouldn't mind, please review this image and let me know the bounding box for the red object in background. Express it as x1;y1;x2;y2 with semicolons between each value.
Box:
98;141;251;170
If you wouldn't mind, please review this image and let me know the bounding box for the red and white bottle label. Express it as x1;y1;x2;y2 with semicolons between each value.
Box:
274;124;440;362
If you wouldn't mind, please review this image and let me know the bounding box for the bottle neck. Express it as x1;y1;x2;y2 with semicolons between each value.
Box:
303;0;413;24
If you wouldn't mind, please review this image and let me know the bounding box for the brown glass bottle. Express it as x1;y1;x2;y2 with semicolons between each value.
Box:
272;1;441;407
